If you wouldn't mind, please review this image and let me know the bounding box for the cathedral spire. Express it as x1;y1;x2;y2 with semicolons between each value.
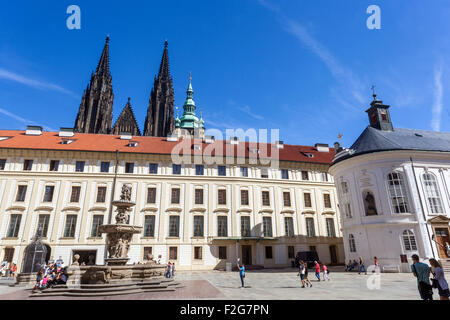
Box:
112;97;141;136
95;36;111;77
143;41;175;137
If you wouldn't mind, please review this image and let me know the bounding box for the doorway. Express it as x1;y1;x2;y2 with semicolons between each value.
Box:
435;228;450;258
329;245;338;264
242;246;252;265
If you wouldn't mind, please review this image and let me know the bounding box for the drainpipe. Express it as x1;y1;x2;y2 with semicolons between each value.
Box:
410;157;436;258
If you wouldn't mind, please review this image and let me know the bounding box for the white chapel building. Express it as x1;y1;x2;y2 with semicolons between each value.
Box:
330;94;450;272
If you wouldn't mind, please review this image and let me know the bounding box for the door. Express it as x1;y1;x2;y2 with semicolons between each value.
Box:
329;245;338;264
242;246;252;265
435;228;450;258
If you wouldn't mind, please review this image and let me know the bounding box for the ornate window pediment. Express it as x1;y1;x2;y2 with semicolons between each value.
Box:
141;206;158;213
214;208;230;214
166;207;183;213
35;206;55;212
258;208;273;214
280;209;295;214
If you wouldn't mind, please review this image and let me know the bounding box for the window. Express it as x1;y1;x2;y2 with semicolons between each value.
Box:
37;214;50;237
326;218;336;237
144;215;155;237
195;189;204;205
284;217;294;236
49;160;59;172
323;194;331;208
261;168;269;178
97;186;107;203
387;172;409;214
3;248;14;263
340;181;352;218
241;216;251;237
195;165;204;176
149;163;158;174
75;161;85;172
288;246;295;259
304;193;312;208
43;186;55;202
348;234;356;252
301;171;309;181
306;217;315;237
402;230;417;251
15;185;27;202
23;159;33;171
90;215;104;238
193;216;204;237
281;169;289;180
218;166;226;176
262;191;270;206
7;214;21;238
0;159;6;170
217;216;228;237
283;192;291;207
125;162;134;174
169;216;180;237
143;247;152;260
241;190;249;206
422;173;444;214
171;188;180;204
63;215;77;238
218;189;227;205
147;187;156;204
263;217;273;237
194;246;202;260
321;172;328;182
169;247;178;260
240;167;248;177
172;164;181;175
219;246;227;259
70;186;81;203
265;246;273;259
100;161;110;173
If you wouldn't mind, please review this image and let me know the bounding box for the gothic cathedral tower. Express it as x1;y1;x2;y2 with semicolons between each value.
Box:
74;37;114;134
143;41;175;137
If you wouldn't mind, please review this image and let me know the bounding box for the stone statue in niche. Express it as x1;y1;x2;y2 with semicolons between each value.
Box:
364;191;378;216
120;184;132;201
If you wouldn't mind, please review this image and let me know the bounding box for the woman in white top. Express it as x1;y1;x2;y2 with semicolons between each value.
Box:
429;258;449;300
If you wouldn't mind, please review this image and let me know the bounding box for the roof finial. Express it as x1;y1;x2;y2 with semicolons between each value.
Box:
371;85;377;100
189;72;192;82
164;39;168;47
128;97;131;103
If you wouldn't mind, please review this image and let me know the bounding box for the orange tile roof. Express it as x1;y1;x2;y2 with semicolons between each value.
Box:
0;130;334;165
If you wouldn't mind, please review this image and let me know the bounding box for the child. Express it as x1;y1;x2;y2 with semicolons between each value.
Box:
322;263;330;281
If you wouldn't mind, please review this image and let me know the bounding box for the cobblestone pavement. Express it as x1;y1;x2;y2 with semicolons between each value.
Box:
0;267;442;300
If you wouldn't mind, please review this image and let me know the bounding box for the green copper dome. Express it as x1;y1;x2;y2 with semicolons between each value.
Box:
178;73;204;130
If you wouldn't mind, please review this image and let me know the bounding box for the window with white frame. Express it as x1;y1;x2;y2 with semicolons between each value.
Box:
284;217;294;236
340;181;352;218
263;217;273;237
422;173;444;214
348;234;356;252
305;217;315;237
326;218;336;237
402;230;417;251
387;172;410;214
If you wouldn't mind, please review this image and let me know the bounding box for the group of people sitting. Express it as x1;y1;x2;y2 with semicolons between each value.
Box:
0;262;17;279
32;262;68;292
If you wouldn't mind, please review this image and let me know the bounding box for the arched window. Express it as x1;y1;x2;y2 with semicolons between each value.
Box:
340;181;352;218
387;172;410;213
402;230;417;251
422;173;444;214
348;234;356;252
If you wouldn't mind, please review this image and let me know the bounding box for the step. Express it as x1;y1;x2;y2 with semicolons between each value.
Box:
30;286;177;298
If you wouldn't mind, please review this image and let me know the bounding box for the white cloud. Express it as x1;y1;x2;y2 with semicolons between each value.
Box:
0;107;56;131
257;0;365;105
431;66;443;131
0;67;77;97
236;105;264;121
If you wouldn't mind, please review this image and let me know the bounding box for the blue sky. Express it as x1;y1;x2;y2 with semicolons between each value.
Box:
0;0;450;147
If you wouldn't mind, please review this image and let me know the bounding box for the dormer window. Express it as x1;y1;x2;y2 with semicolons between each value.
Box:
61;138;76;145
193;144;202;151
0;137;11;141
128;141;138;147
249;148;259;154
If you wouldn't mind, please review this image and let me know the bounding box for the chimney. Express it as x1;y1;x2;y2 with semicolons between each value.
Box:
25;125;43;136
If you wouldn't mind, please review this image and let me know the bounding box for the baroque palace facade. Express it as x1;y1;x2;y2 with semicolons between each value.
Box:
0;127;343;270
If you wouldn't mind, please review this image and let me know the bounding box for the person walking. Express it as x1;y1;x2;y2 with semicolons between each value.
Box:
237;259;245;288
314;261;321;281
165;262;172;278
9;263;17;279
171;262;175;277
429;258;449;300
303;262;312;287
298;260;306;288
411;254;433;300
322;263;330;281
358;256;367;275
